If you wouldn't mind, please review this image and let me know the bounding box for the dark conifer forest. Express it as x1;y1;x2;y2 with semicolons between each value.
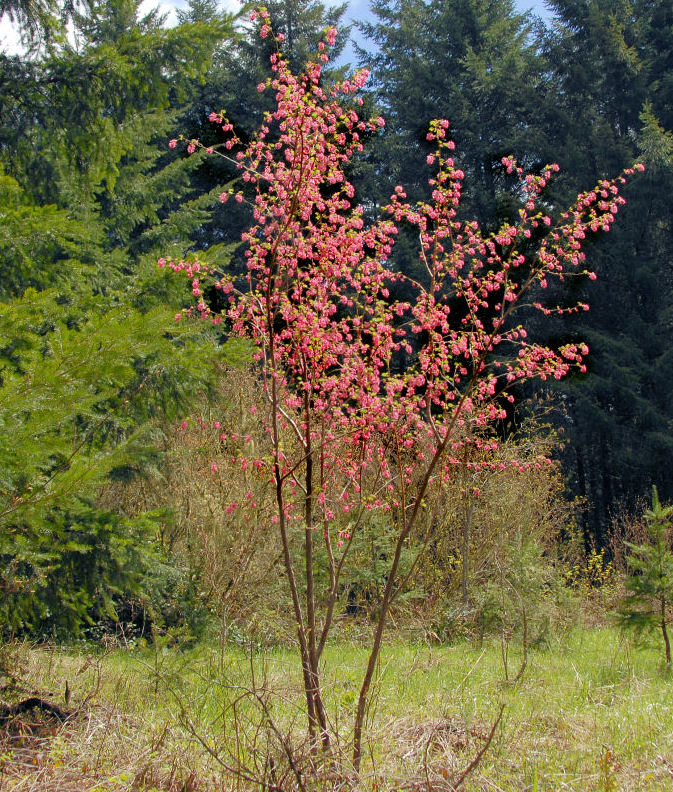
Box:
3;0;671;637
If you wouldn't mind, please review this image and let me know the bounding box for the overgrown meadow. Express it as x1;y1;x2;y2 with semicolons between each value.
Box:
3;624;673;791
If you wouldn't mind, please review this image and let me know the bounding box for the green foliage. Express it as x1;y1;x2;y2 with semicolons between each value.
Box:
0;283;225;637
619;486;673;665
0;0;240;640
317;510;417;620
4;0;229;213
0;164;99;298
360;0;541;220
0;502;159;638
538;0;673;541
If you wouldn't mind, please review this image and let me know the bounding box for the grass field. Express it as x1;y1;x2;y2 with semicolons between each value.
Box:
1;625;672;791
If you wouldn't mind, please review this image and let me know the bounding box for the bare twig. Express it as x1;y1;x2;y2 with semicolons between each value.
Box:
451;703;505;791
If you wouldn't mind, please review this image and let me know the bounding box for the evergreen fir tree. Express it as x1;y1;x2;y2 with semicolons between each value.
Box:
0;279;226;636
539;0;673;541
0;0;240;637
620;486;673;666
360;0;542;223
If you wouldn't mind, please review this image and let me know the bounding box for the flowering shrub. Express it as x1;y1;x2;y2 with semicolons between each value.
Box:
161;9;642;769
564;548;617;593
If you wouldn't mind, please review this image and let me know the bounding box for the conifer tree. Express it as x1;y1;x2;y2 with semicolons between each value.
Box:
538;0;673;540
0;0;239;637
3;0;227;213
360;0;542;223
0;165;225;636
0;291;226;636
620;487;673;666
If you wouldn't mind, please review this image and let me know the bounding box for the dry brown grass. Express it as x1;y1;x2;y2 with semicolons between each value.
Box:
0;703;216;791
0;644;222;792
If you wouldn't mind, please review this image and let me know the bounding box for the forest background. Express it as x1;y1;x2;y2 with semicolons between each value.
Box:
2;0;673;788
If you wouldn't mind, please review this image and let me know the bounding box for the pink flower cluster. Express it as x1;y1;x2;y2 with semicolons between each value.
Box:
160;19;642;547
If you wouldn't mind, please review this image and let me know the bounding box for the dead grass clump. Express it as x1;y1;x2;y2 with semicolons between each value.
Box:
391;716;490;760
365;710;504;792
0;701;214;792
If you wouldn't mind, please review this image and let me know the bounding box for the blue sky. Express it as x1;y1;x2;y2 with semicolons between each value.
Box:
515;0;551;20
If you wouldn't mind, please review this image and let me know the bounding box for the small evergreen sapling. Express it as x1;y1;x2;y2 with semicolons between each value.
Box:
620;486;673;665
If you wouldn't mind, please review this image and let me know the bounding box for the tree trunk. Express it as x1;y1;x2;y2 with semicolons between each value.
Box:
661;594;671;666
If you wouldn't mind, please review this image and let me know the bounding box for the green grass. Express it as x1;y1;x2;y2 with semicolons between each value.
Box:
2;626;673;790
